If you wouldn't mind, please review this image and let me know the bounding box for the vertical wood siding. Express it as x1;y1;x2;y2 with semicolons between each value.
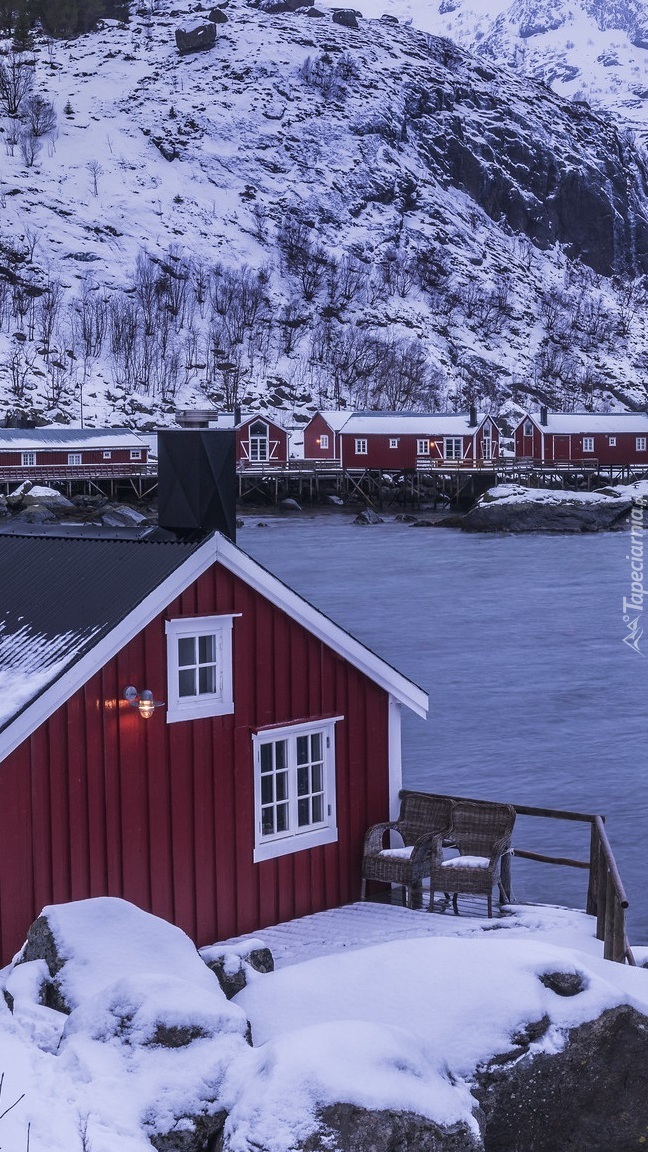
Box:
0;562;390;961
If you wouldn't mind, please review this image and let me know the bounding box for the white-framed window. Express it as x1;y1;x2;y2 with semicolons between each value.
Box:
482;428;492;460
103;450;112;459
416;438;430;456
608;437;616;447
355;438;368;455
637;437;647;452
249;421;269;462
21;452;35;467
523;420;533;437
68;453;82;465
165;615;238;723
582;437;594;453
444;437;463;460
252;716;342;862
389;438;399;449
319;433;329;449
130;449;142;460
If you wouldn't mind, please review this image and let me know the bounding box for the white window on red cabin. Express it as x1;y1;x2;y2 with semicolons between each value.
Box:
416;439;430;455
637;437;647;453
608;437;616;447
583;437;594;453
103;451;112;459
165;615;237;722
68;453;82;465
21;452;35;466
355;438;368;455
523;420;533;437
389;438;399;448
130;449;142;460
252;717;342;862
319;434;329;449
444;437;463;460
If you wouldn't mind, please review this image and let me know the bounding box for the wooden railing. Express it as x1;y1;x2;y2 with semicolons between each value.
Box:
403;791;635;965
509;803;634;965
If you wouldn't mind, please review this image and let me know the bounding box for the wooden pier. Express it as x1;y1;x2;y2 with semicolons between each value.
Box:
1;457;647;511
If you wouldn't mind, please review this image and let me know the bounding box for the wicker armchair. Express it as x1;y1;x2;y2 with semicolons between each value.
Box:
361;792;454;909
432;799;516;918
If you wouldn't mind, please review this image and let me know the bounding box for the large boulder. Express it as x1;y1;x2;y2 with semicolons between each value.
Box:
175;20;217;53
474;1004;648;1151
441;485;634;533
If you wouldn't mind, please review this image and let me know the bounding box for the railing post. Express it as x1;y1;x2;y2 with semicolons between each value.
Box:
586;820;598;916
604;872;615;961
596;842;607;943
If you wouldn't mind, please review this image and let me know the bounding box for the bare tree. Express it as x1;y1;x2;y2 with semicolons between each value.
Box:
18;128;41;167
87;159;102;196
22;94;57;138
0;52;34;116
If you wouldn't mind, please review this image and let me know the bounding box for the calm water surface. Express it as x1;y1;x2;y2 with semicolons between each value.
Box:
240;515;648;940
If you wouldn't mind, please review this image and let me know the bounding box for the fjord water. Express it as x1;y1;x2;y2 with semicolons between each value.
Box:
240;516;648;941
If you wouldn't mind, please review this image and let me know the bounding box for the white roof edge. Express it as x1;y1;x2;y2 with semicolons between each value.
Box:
0;534;428;761
215;535;429;719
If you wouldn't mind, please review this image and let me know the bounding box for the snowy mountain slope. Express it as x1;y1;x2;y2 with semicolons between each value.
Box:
366;0;648;132
2;2;648;431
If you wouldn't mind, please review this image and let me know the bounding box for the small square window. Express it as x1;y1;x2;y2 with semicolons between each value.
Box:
68;453;82;466
389;438;399;449
103;450;112;460
166;615;238;722
130;449;142;460
355;438;368;455
608;437;616;447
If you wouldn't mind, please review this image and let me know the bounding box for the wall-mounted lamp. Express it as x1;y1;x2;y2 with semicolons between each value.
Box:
123;686;165;720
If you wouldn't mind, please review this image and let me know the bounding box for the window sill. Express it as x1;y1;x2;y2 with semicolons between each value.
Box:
253;825;338;863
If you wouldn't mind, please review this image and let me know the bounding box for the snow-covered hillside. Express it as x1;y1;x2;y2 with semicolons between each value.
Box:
2;0;648;431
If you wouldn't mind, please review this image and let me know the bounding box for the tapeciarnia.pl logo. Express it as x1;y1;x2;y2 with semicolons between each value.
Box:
622;499;647;655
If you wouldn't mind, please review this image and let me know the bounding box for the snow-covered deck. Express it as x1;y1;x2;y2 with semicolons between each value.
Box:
212;899;612;970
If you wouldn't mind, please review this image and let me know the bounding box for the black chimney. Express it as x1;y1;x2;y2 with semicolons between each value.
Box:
234;406;242;427
468;404;477;427
540;406;548;426
157;430;237;543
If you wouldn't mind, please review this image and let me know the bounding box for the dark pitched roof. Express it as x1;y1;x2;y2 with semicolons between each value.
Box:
0;534;202;733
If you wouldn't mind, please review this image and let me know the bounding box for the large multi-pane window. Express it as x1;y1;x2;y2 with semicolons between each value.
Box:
444;437;463;460
166;615;237;721
253;718;341;861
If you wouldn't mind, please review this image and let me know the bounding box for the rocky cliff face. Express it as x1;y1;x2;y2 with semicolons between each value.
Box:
4;2;648;425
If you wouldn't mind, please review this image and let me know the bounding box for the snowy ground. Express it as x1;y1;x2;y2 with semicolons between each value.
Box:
1;895;647;1152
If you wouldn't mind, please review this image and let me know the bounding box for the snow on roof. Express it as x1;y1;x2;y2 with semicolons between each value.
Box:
341;413;492;435
313;411;354;431
523;413;648;433
0;427;149;449
2;897;643;1152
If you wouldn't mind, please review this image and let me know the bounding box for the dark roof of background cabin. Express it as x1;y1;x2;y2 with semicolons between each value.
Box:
0;534;203;731
0;427;146;445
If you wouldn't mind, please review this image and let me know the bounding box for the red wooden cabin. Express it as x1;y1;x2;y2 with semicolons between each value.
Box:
236;414;289;466
339;412;499;469
303;412;352;462
0;502;427;963
0;427;150;480
515;410;648;467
